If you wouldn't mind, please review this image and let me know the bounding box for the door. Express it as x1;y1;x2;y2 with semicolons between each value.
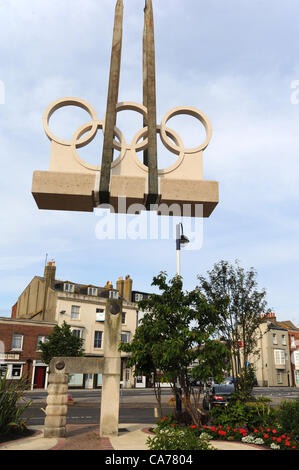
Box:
34;366;46;389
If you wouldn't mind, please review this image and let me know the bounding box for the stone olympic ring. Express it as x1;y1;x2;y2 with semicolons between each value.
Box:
43;97;212;172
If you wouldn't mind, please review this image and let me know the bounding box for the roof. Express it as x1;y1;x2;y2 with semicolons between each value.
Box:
0;317;56;326
276;321;299;332
267;321;288;331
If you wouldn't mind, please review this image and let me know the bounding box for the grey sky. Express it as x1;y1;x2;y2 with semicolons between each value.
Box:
0;0;299;325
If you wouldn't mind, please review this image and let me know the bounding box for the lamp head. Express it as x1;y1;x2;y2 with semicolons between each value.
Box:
180;234;190;245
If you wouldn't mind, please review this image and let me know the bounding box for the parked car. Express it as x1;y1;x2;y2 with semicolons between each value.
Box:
223;375;258;387
202;383;235;410
222;376;237;386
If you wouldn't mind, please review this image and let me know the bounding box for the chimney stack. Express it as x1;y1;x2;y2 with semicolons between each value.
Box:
123;275;133;302
260;312;276;321
116;277;124;297
44;260;56;289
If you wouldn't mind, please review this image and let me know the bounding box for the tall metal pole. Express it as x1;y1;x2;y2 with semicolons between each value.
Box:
144;0;159;208
176;224;181;276
99;0;124;204
176;223;182;412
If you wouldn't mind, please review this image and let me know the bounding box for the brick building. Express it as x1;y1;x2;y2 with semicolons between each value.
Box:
10;261;142;388
0;317;55;389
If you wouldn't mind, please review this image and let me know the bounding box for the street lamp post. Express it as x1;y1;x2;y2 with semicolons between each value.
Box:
176;223;189;276
175;223;189;413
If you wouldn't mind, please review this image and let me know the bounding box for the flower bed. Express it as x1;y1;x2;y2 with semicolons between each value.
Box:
202;425;297;451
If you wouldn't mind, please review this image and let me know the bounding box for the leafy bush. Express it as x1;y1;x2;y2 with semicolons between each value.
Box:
277;399;299;441
147;425;215;451
0;372;32;438
209;399;278;431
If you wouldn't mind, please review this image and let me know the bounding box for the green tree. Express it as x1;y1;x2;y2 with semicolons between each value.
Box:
39;321;85;365
119;272;230;426
197;260;271;395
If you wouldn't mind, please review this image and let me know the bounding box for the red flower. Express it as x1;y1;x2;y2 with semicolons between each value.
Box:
190;425;197;429
227;427;230;430
272;429;277;434
292;446;296;449
285;441;290;446
254;429;258;433
171;424;175;427
272;437;276;441
276;438;282;443
264;434;269;439
203;425;207;428
281;435;286;438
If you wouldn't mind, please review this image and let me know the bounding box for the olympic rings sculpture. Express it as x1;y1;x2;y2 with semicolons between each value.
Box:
43;98;212;174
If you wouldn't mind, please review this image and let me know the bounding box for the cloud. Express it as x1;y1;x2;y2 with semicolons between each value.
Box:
0;0;299;324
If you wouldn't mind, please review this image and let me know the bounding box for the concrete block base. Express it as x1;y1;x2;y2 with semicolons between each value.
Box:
32;171;218;217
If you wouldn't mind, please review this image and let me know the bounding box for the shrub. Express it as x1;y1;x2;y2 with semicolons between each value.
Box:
0;372;32;437
146;425;215;451
277;399;299;441
209;398;278;431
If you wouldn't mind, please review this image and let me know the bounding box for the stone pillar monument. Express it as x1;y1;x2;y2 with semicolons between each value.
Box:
99;292;122;437
44;367;68;438
43;292;122;439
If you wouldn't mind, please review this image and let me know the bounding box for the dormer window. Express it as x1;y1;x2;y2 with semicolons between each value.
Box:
88;287;98;296
134;293;144;302
109;291;119;300
64;283;74;293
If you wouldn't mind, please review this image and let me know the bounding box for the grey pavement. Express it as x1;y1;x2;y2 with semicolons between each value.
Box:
0;424;268;451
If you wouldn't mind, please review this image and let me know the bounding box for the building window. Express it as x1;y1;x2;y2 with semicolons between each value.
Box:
71;305;80;320
0;364;23;380
125;368;130;382
274;349;286;366
291;336;296;348
0;364;7;377
11;364;22;378
294;351;299;367
282;335;286;346
64;283;74;293
88;287;98;296
134;293;143;302
122;312;126;324
121;332;130;343
72;329;83;339
109;291;119;300
11;334;23;351
272;333;278;345
277;371;283;384
96;309;105;322
36;336;48;351
94;331;103;349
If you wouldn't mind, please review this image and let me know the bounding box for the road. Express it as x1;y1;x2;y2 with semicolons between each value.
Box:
20;387;298;427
